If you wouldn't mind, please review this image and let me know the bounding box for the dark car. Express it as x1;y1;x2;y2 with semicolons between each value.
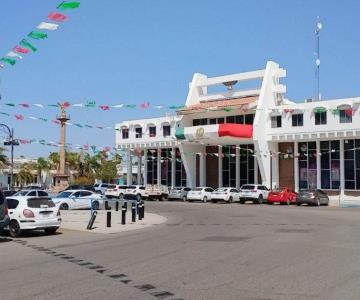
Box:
0;189;10;233
65;185;95;192
296;189;329;206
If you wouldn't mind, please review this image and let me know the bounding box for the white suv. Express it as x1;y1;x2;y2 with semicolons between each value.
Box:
187;187;214;203
211;187;240;203
104;185;128;199
239;184;269;204
125;185;148;201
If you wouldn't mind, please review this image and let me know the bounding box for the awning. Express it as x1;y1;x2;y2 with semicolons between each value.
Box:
175;124;253;140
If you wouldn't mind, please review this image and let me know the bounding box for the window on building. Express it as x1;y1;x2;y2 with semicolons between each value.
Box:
245;114;255;124
292;114;303;127
163;125;171;137
339;109;352;123
223;145;236;187
271;116;282;128
315;111;327;125
226;116;235;123
122;128;129;139
209;118;217;125
320;141;340;189
298;142;317;189
146;149;158;185
239;144;255;187
135;127;142;138
175;149;187;187
199;118;208;125
193;119;200;126
344;139;360;189
217;118;225;124
149;126;156;137
160;149;172;187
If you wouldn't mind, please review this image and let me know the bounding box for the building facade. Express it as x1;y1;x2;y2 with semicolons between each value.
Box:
115;61;360;199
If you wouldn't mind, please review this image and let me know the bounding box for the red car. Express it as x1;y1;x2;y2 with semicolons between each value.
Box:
267;188;297;205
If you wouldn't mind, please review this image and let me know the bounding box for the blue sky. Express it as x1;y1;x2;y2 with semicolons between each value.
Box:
0;0;359;158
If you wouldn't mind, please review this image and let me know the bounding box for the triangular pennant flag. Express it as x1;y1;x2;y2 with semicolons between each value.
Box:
5;103;15;107
223;107;233;112
15;114;24;120
112;104;124;108
140;102;150;109
13;46;30;54
99;105;110;111
48;12;68;22
37;22;59;31
48;104;58;107
0;112;10;116
85;100;96;108
126;104;136;108
72;103;84;107
52;120;60;124
33;104;44;108
39;118;48;122
74;123;83;128
85;124;93;128
19;39;37;52
1;57;16;66
28;31;48;40
57;1;81;10
19;103;30;108
6;51;23;59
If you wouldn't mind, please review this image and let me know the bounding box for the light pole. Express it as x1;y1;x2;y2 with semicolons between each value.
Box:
0;124;19;189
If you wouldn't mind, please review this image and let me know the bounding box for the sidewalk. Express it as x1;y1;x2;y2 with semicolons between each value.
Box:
60;210;167;234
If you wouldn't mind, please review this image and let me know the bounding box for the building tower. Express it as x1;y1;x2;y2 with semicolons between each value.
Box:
54;103;70;188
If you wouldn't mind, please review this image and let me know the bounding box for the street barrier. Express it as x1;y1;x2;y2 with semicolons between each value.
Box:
131;202;136;222
121;204;126;225
138;202;143;220
87;211;97;230
107;211;111;227
105;200;110;210
115;201;119;211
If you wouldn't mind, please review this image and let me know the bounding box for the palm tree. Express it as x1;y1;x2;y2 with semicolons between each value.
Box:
34;157;50;186
0;147;8;170
17;163;34;186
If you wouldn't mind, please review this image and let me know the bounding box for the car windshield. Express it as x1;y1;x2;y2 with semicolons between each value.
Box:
193;188;203;191
107;185;116;189
128;186;136;189
241;185;255;190
27;198;55;208
56;191;73;198
214;188;228;192
94;184;99;187
14;191;29;196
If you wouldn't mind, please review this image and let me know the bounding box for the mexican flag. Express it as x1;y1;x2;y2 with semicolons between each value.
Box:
175;123;253;140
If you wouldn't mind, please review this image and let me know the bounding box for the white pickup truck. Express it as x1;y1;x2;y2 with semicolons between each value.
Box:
145;185;169;201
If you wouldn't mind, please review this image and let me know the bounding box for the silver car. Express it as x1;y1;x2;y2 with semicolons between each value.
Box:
168;187;191;201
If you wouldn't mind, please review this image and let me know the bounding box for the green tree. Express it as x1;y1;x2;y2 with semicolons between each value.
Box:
17;163;34;185
33;157;50;185
0;147;8;170
95;160;118;183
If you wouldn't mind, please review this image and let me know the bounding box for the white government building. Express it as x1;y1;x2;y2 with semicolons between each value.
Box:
115;61;360;201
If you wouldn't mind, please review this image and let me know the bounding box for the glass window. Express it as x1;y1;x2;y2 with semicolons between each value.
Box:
28;191;36;196
320;140;340;190
149;126;156;137
135;127;142;138
292;114;303;127
163;125;171;137
235;115;244;124
217;118;224;124
315;111;327;125
271;116;281;128
193;119;200;126
38;191;48;197
209;118;217;125
122;128;129;139
199;118;208;125
299;142;317;189
245;114;254;124
7;199;19;209
226;116;235;123
340;109;352;123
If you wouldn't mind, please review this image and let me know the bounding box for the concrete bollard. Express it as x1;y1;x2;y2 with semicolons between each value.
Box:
131;202;136;222
121;206;126;225
87;211;97;230
107;211;111;227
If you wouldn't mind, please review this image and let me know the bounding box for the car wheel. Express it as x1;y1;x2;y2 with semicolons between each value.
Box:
267;202;273;205
296;202;301;206
60;203;69;210
44;227;58;235
316;198;320;207
182;196;187;202
161;194;167;201
240;198;245;204
92;201;99;210
228;196;233;204
257;195;263;204
119;193;124;200
9;220;21;238
136;194;141;201
286;199;291;206
203;196;208;203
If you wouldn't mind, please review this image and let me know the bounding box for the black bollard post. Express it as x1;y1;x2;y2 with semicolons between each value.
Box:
115;201;119;211
107;211;111;227
121;206;126;225
87;211;97;230
136;201;140;215
123;201;128;212
105;200;110;210
131;202;136;222
138;202;143;220
142;201;145;219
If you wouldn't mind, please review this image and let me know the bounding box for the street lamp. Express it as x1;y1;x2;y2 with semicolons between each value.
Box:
0;124;19;189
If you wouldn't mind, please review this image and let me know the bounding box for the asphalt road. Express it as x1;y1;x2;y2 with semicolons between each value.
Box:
1;202;360;300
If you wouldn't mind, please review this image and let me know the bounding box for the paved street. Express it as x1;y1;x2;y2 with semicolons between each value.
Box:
1;202;360;300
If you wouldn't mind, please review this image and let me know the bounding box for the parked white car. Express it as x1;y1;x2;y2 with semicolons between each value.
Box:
211;187;240;203
11;189;49;199
125;185;148;201
239;184;269;204
5;197;61;237
104;185;128;199
94;183;110;195
53;190;104;210
187;187;214;202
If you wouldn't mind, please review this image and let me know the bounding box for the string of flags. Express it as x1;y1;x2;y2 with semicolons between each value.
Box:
0;1;80;69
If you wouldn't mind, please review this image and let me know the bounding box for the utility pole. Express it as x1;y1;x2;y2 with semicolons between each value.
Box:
315;17;322;101
1;124;19;189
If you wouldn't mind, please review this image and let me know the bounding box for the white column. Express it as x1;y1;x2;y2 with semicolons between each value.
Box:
340;139;345;193
171;147;176;188
143;150;148;185
126;149;132;185
254;156;258;184
157;147;161;187
218;146;223;188
199;152;206;187
294;142;299;192
316;140;321;189
137;155;142;184
235;146;240;189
